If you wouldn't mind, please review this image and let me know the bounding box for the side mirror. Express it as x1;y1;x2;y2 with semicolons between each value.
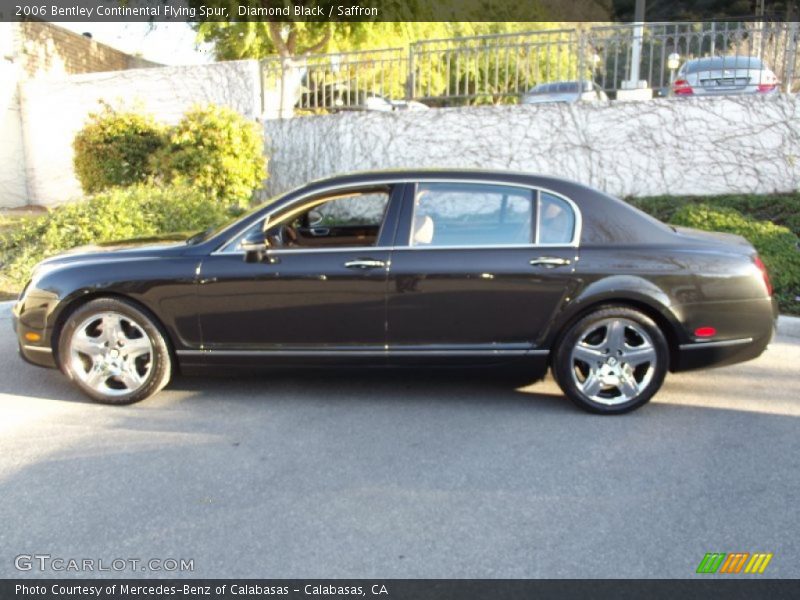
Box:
241;225;270;263
241;239;267;263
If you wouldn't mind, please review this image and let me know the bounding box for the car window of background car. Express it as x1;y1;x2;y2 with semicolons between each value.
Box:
538;192;576;245
411;183;534;247
685;56;764;73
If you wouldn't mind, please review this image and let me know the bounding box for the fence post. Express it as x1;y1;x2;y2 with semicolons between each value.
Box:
577;28;586;83
406;45;415;101
786;22;798;94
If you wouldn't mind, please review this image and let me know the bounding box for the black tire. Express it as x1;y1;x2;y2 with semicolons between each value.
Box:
552;306;669;414
57;297;172;405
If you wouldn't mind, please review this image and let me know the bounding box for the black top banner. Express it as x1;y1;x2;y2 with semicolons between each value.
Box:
0;0;798;23
3;579;800;600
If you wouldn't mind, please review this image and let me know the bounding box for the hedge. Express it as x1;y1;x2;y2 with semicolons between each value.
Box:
72;104;267;208
73;109;166;194
667;203;799;314
0;184;235;289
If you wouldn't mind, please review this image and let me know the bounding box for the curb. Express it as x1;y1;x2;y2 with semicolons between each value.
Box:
777;315;800;340
2;299;800;339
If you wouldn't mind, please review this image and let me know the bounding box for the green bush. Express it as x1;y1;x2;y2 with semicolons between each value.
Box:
155;104;266;208
670;204;800;314
629;192;800;239
73;108;167;194
0;184;234;289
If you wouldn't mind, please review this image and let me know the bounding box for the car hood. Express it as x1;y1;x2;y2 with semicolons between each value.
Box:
673;226;754;253
38;236;191;269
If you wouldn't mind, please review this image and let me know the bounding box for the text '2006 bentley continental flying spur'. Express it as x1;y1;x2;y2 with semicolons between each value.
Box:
13;170;777;413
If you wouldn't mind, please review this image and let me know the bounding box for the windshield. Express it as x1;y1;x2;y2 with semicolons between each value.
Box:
185;198;275;245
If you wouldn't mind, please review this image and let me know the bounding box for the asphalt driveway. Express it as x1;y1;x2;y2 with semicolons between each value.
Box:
1;302;798;579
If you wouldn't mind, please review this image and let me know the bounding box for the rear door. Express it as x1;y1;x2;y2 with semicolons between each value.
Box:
386;181;580;353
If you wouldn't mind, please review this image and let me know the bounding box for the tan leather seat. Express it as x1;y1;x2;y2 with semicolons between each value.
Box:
412;215;435;245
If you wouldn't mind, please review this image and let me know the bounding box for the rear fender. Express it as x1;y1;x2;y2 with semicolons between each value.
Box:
539;275;687;351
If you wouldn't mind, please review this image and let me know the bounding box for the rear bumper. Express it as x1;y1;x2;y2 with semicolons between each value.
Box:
673;334;771;371
672;296;777;372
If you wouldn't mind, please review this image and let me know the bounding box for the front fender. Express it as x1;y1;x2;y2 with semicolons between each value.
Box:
16;256;202;357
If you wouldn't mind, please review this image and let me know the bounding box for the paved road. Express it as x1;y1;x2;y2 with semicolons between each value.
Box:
1;302;798;579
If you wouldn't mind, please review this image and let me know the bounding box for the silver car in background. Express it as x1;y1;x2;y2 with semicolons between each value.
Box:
673;55;779;96
521;80;609;105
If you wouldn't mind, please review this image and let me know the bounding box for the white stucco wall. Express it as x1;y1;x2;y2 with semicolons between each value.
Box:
19;60;262;206
263;95;800;198
0;24;27;208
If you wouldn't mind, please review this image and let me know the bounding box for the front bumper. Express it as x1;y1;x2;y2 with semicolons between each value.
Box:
12;297;57;369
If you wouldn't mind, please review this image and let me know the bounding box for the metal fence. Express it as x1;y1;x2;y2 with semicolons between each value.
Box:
262;48;408;115
408;28;582;104
587;21;799;95
261;20;800;116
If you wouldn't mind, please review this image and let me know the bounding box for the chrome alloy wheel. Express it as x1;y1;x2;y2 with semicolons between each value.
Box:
68;312;153;397
569;317;657;406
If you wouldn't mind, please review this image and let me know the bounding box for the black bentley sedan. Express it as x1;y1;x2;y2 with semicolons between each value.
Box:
13;170;777;413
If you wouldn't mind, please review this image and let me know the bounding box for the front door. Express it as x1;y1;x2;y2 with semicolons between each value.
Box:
196;185;402;352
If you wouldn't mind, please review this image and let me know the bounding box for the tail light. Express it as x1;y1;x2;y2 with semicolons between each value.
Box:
757;74;779;93
754;255;772;296
673;79;693;95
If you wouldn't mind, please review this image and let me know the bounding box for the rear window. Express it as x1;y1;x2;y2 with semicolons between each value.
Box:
411;183;534;247
529;82;581;94
685;56;764;73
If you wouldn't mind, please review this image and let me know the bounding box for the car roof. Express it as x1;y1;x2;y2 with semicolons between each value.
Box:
304;168;582;193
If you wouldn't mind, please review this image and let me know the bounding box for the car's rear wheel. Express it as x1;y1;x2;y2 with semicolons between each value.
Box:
58;298;172;404
553;307;668;414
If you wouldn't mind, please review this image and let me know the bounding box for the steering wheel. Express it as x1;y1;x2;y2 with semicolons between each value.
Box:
280;223;299;246
263;220;299;247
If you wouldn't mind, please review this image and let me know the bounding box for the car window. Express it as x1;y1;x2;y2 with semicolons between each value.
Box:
273;189;390;249
685;56;764;73
223;189;390;253
309;192;387;227
411;183;534;247
538;192;576;245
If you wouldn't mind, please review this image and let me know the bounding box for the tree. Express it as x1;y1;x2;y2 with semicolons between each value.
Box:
191;1;611;113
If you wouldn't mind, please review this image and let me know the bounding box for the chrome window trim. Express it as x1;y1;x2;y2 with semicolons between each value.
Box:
213;177;583;256
214;180;399;255
538;189;578;246
408;181;581;249
534;189;542;245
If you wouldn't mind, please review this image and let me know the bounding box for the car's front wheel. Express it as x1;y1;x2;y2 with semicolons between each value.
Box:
553;306;669;414
58;298;172;404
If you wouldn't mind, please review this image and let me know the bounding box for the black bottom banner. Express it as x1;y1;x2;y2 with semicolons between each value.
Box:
2;579;800;600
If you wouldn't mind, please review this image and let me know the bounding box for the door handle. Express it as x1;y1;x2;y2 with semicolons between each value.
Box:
344;259;386;269
309;227;330;236
530;257;571;268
